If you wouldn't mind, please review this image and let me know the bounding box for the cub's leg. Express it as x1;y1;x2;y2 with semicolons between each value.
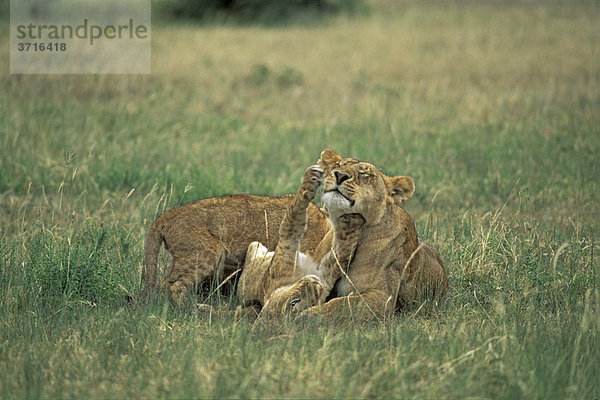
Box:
263;165;323;293
243;165;323;318
166;228;227;308
238;242;273;304
317;213;365;301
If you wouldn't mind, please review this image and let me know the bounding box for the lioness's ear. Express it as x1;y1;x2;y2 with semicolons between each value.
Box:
318;148;342;172
386;175;415;204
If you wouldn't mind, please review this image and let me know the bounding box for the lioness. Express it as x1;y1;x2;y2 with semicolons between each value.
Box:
300;149;449;320
144;194;329;306
237;165;366;319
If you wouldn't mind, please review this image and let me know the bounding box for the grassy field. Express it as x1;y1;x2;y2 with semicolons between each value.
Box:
0;1;598;398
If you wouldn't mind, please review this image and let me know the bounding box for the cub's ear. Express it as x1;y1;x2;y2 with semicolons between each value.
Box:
386;175;415;204
318;148;342;172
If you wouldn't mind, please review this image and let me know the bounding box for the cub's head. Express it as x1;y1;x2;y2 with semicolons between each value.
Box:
318;148;415;225
259;275;323;319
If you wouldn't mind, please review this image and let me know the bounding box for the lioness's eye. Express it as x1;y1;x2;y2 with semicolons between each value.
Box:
290;299;300;307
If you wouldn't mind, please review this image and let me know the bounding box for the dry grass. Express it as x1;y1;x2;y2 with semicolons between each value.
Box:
0;1;598;398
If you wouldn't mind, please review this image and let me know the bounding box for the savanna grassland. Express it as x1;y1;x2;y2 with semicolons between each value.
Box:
0;1;598;398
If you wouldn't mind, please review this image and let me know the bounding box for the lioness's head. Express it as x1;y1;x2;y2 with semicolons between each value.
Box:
260;275;323;318
318;148;415;225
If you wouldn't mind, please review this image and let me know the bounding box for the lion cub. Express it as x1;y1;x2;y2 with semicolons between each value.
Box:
237;165;365;318
144;193;329;306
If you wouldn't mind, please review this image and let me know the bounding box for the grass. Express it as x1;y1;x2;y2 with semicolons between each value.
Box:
0;1;598;398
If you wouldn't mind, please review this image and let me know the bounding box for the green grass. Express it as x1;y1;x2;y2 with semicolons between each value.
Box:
1;1;598;398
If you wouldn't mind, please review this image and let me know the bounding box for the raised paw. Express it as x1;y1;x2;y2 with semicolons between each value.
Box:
338;213;366;231
304;164;323;186
301;164;323;200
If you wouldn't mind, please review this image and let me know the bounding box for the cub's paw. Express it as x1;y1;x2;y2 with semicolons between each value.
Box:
338;213;366;232
245;241;269;260
302;164;323;199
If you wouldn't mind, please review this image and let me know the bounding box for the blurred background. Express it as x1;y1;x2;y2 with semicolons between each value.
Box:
0;1;597;397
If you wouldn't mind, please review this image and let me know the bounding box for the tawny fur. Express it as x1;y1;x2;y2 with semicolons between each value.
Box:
144;149;448;321
238;165;365;318
300;149;449;321
143;194;329;306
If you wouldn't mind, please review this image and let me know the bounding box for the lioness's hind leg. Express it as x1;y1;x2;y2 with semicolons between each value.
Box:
401;243;449;304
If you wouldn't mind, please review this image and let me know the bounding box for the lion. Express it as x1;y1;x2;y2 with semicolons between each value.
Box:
145;148;448;321
297;149;449;320
236;165;366;319
143;193;329;307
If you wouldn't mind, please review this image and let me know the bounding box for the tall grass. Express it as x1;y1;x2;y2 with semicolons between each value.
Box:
0;1;598;398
